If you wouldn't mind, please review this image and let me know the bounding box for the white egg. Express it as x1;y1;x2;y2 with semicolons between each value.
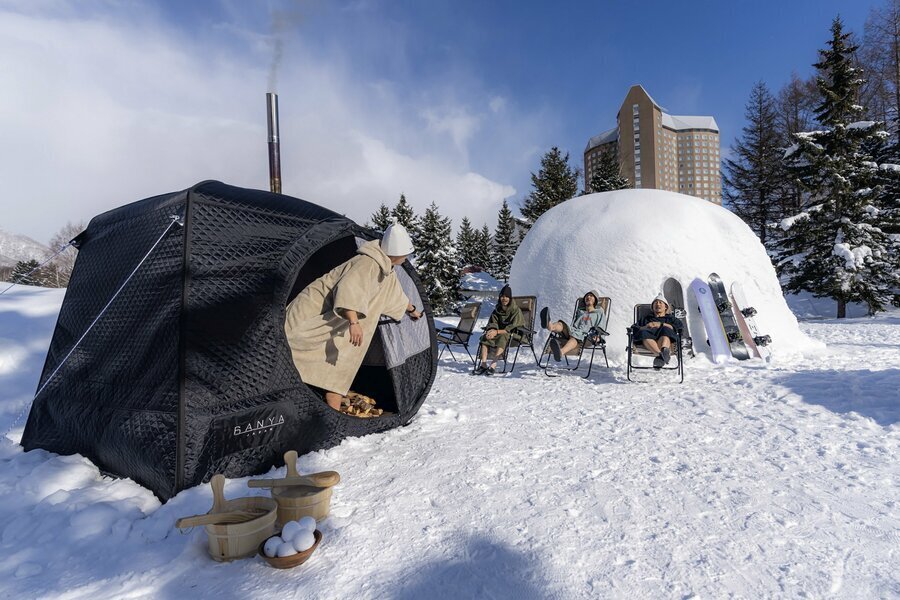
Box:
263;536;283;558
276;541;297;557
281;520;302;540
297;516;317;531
292;529;316;553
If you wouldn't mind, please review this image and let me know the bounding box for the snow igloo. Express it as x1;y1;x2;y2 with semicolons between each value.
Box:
509;189;821;362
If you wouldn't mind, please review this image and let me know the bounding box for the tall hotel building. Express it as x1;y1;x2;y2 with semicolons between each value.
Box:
585;85;722;204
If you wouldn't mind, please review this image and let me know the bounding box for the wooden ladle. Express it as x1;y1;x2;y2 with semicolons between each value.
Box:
175;509;268;528
176;474;264;528
247;450;341;489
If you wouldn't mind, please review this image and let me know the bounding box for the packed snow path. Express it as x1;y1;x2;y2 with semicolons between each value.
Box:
0;289;897;598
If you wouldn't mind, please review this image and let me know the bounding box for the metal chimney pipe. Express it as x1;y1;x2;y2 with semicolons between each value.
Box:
266;92;282;194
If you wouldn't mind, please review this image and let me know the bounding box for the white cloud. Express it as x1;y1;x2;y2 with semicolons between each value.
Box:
0;4;541;243
421;107;481;157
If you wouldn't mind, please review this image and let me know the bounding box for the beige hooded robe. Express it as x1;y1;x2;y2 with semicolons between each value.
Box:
284;240;410;395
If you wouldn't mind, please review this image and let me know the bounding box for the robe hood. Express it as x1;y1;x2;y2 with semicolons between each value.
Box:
357;240;395;276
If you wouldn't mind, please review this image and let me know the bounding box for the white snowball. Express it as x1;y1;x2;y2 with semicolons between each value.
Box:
281;520;302;540
291;529;316;552
296;516;317;531
276;541;297;557
263;536;283;558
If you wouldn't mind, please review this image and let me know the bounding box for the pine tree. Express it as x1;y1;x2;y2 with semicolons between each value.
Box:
723;82;786;249
779;17;899;317
491;200;518;282
415;202;459;314
368;203;392;235
867;143;900;307
777;72;820;216
456;216;477;269
472;225;493;273
10;259;46;287
520;147;580;224
588;148;630;193
391;193;419;241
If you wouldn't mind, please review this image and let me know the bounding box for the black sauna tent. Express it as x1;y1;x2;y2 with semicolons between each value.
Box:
22;181;438;501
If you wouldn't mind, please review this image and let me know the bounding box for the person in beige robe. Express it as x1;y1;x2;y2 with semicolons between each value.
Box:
284;224;421;411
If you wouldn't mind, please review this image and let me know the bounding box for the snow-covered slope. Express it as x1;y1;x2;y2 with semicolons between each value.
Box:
1;287;897;598
0;229;49;268
510;190;822;361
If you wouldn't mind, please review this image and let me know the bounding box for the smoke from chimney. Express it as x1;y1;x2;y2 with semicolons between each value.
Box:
267;5;305;92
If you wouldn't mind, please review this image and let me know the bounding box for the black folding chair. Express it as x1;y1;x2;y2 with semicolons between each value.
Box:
436;301;482;364
538;296;611;378
626;304;684;383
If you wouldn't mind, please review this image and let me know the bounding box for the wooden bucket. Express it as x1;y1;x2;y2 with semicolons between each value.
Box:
271;451;339;525
203;474;278;561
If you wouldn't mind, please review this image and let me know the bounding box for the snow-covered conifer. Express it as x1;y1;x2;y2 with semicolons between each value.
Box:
391;194;420;245
456;217;477;269
472;225;493;274
588;148;630;193
491;200;518;282
521;147;579;224
779;17;899;316
10;259;46;287
369;204;392;235
415;202;459;314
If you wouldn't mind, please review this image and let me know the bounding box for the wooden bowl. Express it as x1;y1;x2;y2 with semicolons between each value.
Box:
258;529;322;569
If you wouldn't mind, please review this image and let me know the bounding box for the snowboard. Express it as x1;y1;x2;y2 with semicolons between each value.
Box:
707;273;751;360
662;277;693;358
730;282;772;361
688;277;731;364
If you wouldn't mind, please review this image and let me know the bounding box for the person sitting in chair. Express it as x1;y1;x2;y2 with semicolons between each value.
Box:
475;284;524;376
633;293;683;369
540;290;605;362
284;222;422;411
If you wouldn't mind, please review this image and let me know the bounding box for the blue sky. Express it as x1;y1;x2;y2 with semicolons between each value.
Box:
0;0;884;242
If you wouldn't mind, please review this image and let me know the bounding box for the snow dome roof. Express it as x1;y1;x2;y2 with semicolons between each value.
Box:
510;189;821;362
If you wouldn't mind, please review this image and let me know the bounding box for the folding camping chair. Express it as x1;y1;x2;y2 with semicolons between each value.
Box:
472;296;538;375
435;301;482;364
626;304;684;383
537;296;611;378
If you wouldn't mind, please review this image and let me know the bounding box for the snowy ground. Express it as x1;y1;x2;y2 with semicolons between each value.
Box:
1;286;898;599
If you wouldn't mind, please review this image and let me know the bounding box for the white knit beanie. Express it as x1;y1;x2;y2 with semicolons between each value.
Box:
380;221;415;256
653;292;669;308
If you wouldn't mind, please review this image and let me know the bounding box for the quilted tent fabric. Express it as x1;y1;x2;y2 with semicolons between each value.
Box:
21;181;438;501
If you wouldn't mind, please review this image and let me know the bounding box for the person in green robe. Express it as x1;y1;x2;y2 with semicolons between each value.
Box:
475;284;524;376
